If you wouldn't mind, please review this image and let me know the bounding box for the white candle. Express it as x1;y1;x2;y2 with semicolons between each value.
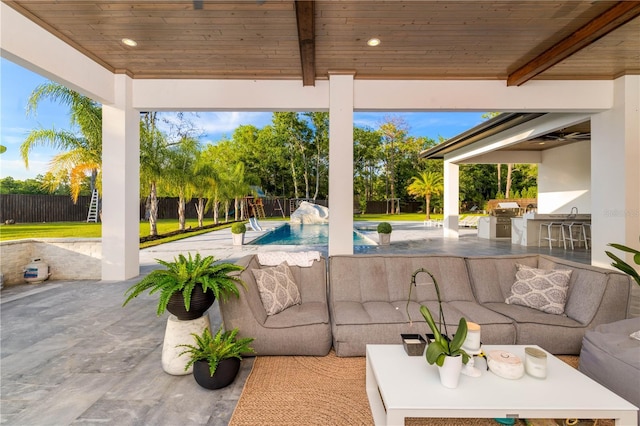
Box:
463;322;481;351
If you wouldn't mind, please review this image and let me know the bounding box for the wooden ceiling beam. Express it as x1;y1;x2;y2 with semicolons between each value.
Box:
507;1;640;86
295;0;315;86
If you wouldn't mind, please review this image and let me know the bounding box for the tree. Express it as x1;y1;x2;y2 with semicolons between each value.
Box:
192;150;218;227
354;126;383;211
20;82;102;203
379;117;409;213
140;112;169;236
163;137;199;230
459;164;497;207
407;171;443;220
273;112;313;199
201;141;240;223
304;112;329;200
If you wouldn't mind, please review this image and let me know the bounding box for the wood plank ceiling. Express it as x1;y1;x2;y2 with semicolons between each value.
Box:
4;0;640;86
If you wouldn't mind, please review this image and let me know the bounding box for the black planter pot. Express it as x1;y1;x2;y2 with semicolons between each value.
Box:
166;285;215;320
193;358;241;390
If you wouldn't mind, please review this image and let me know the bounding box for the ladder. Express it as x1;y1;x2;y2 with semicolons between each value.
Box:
254;198;266;219
87;189;99;222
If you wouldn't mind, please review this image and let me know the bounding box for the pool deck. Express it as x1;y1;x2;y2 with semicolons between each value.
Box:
1;221;591;425
140;220;591;269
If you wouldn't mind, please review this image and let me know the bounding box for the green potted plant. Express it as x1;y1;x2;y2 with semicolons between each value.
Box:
178;326;254;390
377;222;392;245
122;253;244;320
605;237;640;287
231;222;247;246
406;268;470;388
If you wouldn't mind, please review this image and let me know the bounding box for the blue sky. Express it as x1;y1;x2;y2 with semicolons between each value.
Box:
1;57;487;180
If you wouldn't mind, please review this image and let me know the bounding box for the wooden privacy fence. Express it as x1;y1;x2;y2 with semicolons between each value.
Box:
1;194;298;223
1;195;428;223
1;194;93;223
363;200;422;214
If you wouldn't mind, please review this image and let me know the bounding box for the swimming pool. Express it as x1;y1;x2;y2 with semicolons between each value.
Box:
250;223;376;246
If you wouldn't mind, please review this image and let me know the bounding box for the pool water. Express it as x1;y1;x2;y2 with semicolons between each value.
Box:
250;223;375;246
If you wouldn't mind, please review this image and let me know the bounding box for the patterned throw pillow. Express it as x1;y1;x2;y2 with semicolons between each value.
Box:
252;262;301;315
505;264;572;315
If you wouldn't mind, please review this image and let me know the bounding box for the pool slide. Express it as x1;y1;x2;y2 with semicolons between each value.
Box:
249;217;263;231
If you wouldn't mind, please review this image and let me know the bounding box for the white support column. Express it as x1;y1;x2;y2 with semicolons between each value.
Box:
101;74;140;280
443;160;460;238
590;75;640;269
328;72;355;256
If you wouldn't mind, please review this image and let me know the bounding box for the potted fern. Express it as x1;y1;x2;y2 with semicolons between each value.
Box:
231;222;247;246
178;326;254;389
123;253;244;320
377;222;392;245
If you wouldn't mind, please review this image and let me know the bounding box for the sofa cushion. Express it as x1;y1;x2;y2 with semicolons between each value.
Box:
505;264;571;315
483;302;582;327
538;256;608;325
329;255;476;304
263;302;329;328
252;262;301;315
465;255;539;303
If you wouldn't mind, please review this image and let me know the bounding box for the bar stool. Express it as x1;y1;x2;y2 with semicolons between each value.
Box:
563;222;585;250
539;222;565;249
582;223;591;250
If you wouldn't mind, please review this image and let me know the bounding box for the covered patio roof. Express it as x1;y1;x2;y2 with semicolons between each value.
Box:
419;113;592;161
3;1;640;85
1;1;638;281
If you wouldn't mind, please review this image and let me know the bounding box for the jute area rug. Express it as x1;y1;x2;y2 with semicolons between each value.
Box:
229;351;613;426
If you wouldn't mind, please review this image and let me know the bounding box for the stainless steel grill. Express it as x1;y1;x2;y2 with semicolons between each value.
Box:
490;205;521;238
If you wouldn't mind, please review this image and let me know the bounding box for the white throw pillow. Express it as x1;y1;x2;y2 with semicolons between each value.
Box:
505;264;572;315
252;262;301;315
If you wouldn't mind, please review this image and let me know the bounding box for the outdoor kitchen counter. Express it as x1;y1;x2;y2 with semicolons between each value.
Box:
511;213;591;247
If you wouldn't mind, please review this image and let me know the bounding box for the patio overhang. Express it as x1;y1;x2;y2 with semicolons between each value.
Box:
1;1;638;283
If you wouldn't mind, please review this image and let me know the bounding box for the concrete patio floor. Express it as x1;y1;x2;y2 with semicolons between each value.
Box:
1;222;591;425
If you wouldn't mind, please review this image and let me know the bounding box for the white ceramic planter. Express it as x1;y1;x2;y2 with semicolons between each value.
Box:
438;355;463;388
378;233;391;245
232;233;245;246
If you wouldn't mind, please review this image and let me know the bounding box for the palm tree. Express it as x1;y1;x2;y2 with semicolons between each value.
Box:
20;82;102;202
407;171;443;220
162;137;199;230
226;162;252;221
140;112;169;237
192;151;219;228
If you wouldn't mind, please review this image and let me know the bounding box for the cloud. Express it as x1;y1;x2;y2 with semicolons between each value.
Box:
2;126;31;147
0;158;49;180
158;111;273;143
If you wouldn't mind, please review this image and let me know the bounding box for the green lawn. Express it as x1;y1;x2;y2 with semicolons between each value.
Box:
0;213;464;246
0;219;224;242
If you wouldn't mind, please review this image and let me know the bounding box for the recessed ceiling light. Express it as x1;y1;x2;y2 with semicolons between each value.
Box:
121;38;138;47
367;38;381;47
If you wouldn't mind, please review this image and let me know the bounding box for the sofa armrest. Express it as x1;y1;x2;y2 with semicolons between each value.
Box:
221;255;268;328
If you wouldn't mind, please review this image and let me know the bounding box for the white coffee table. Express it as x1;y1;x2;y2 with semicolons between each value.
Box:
366;344;638;426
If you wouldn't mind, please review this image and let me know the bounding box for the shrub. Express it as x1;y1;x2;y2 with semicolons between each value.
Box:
231;222;246;234
377;222;392;234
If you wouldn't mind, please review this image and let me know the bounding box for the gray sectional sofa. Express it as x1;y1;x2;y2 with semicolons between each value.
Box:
221;253;633;358
329;254;633;356
219;254;332;356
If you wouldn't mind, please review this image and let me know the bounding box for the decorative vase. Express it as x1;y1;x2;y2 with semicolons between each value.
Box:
438;355;463;388
378;233;391;245
166;285;215;320
232;233;245;246
193;358;241;390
